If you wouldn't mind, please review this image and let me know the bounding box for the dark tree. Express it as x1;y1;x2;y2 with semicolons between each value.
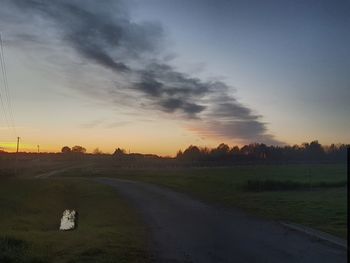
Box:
113;148;126;156
176;150;183;158
71;145;86;154
211;143;230;161
93;148;103;155
61;146;71;153
180;145;202;163
175;141;348;165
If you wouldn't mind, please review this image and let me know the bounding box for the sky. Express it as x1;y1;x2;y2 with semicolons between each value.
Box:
0;0;349;155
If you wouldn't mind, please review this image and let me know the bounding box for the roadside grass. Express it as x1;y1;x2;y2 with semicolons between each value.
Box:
64;163;347;238
243;179;347;191
0;178;151;263
233;187;347;237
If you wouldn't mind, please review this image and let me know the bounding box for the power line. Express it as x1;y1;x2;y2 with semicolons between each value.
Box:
0;34;10;125
0;35;15;125
0;34;17;135
0;47;10;131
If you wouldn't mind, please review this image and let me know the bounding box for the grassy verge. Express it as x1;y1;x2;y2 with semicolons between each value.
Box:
243;179;347;191
66;163;347;238
0;178;151;263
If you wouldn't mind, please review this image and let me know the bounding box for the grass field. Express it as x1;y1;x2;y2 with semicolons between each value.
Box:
64;163;347;238
1;162;346;263
0;178;151;263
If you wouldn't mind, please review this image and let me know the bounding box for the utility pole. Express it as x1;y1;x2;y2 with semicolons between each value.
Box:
14;137;20;176
16;137;20;153
37;144;41;171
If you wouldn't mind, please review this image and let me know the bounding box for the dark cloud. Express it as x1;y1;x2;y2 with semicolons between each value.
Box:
135;63;209;115
1;0;281;144
190;120;282;145
160;98;205;116
210;102;261;120
136;75;163;97
197;120;266;139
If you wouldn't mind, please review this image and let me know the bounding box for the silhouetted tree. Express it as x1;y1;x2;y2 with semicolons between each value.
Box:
71;145;86;154
61;146;71;153
181;145;201;162
175;141;348;165
93;148;103;155
113;148;126;156
176;150;183;158
211;143;230;161
230;146;240;154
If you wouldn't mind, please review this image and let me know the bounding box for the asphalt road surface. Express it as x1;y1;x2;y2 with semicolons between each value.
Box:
96;178;347;263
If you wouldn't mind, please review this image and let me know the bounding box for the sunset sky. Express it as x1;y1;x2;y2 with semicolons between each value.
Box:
0;0;349;155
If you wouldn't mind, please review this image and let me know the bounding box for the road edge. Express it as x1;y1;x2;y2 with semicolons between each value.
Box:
280;222;347;250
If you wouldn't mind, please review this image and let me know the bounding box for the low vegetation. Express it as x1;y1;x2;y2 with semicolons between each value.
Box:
0;178;151;263
243;179;347;192
0;153;347;262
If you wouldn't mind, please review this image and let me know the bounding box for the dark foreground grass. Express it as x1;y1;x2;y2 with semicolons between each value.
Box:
68;163;347;238
243;179;347;191
0;178;151;263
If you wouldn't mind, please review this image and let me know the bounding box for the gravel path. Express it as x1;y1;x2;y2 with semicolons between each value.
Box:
96;178;347;263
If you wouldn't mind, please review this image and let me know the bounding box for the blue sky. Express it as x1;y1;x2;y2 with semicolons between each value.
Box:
131;0;350;143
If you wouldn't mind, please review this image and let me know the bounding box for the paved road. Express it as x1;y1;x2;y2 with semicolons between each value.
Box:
96;178;347;263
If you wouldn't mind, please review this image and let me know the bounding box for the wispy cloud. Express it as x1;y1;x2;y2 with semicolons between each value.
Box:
79;119;105;129
105;121;130;129
80;119;130;129
0;0;281;144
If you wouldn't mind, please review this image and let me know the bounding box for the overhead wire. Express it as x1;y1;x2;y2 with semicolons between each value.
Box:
0;47;10;131
0;33;17;137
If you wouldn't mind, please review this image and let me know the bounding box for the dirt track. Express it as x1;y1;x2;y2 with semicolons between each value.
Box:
96;178;347;263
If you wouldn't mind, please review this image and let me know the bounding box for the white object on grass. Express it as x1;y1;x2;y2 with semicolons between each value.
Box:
59;209;76;230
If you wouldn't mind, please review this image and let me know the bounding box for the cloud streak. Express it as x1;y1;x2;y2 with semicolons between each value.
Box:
0;0;281;144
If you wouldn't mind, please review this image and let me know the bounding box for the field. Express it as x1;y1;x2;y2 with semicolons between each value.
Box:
59;163;348;238
0;161;347;262
0;178;151;263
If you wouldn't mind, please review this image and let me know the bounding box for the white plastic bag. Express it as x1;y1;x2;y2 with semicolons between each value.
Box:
59;209;76;230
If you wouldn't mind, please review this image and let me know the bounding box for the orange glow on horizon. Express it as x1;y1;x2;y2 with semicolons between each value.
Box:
0;141;38;153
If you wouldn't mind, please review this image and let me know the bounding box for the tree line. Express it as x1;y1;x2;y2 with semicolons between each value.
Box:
1;140;347;166
175;141;348;165
59;141;348;165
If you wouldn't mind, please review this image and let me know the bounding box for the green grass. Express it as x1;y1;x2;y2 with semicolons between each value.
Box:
0;178;151;263
70;163;347;238
243;179;347;191
3;162;346;261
